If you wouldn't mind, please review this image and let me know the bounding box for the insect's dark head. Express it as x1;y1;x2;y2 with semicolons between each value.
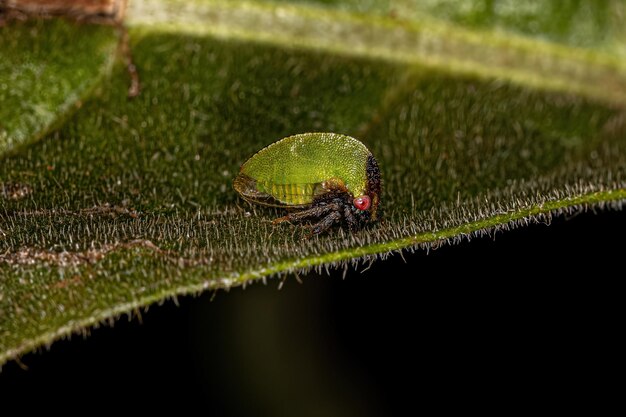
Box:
364;154;382;221
351;202;375;226
348;155;381;225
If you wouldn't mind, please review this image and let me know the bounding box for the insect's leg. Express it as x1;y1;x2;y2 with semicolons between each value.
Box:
343;205;359;231
309;210;342;236
272;203;338;225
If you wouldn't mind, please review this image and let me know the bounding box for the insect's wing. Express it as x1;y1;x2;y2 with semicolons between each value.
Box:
233;173;280;207
234;173;325;208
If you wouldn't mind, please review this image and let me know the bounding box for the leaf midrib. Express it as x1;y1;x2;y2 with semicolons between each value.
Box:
128;0;626;106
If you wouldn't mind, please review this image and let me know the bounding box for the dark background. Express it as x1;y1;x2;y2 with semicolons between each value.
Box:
1;209;623;414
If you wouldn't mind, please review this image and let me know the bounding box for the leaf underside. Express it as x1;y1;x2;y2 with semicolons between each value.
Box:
1;0;625;365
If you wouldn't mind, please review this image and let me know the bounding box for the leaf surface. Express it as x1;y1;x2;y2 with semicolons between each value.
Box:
1;0;624;365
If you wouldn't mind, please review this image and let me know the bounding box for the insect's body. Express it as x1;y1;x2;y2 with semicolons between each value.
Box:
234;133;381;235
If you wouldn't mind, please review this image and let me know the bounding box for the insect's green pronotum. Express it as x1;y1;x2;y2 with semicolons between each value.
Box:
234;133;381;235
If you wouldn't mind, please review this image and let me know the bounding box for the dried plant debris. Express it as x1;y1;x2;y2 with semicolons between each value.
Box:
1;1;625;365
0;239;166;267
0;0;127;24
0;182;32;200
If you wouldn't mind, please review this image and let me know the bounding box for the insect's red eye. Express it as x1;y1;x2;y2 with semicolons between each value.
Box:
353;195;371;211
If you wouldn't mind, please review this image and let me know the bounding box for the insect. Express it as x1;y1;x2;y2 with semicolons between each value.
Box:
233;132;381;235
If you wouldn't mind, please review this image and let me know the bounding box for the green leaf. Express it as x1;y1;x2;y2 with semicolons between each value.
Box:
0;19;118;153
267;0;626;51
1;0;625;365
